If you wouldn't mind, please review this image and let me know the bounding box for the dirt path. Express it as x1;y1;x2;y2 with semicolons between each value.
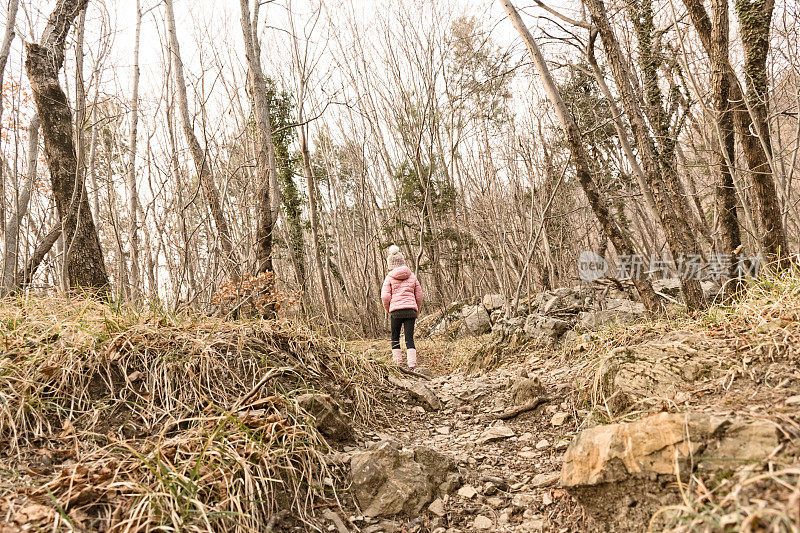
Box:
346;341;584;532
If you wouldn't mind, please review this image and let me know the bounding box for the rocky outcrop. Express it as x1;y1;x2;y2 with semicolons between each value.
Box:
523;314;570;346
561;412;780;531
599;331;715;410
461;305;491;335
350;440;460;517
420;279;723;343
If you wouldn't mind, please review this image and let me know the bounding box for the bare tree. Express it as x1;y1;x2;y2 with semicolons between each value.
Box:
499;0;661;312
165;0;238;281
25;0;109;292
127;0;143;299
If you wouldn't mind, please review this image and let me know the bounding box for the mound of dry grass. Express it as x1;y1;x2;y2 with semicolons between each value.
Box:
0;298;384;531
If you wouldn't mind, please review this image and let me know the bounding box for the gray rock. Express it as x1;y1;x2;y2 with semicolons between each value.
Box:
462;305;491;335
388;374;442;411
295;393;353;442
523;314;570;344
477;425;515;444
483;293;505;311
652;278;682;299
351;440;458;517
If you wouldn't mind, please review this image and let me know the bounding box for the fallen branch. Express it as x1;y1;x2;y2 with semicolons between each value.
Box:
397;366;432;381
230;366;296;411
496;396;552;420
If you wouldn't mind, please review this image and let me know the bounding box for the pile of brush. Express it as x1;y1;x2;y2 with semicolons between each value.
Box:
0;298;383;531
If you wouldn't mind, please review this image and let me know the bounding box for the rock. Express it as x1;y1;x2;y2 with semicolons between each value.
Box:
518;450;538;459
531;472;560;488
578;299;645;329
550;412;568;426
428;498;446;517
535;439;549;450
322;509;350;533
486;496;505;507
561;412;779;531
509;373;544;406
473;515;494;530
457;485;478;499
350;440;458;517
388;375;442;411
786;395;800;405
521;518;545;531
435;426;451;435
295;393;354;442
652;278;682;299
523;314;570;345
477;425;515;444
600;333;711;410
362;521;399;533
462;305;492;335
483;293;505;311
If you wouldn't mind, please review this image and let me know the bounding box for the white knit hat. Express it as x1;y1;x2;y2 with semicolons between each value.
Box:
387;245;406;270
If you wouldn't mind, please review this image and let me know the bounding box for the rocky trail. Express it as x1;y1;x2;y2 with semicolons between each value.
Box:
327;278;800;533
334;343;582;533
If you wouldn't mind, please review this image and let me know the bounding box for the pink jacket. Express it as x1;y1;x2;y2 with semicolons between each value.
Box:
381;266;423;313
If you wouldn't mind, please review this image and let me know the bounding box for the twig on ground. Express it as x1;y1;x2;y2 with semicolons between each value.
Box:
397;366;432;381
496;396;552;420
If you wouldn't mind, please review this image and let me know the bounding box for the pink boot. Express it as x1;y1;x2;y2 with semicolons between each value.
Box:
407;348;417;370
392;348;402;365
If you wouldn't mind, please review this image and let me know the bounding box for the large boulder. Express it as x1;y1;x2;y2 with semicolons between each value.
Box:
461;305;491;335
523;314;570;345
561;412;779;531
295;393;354;442
351;440;460;517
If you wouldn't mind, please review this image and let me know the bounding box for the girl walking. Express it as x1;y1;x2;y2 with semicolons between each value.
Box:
381;245;423;369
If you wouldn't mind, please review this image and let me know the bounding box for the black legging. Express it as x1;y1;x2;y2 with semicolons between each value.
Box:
390;315;416;350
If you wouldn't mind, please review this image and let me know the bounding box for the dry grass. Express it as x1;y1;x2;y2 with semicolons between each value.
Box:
0;297;385;531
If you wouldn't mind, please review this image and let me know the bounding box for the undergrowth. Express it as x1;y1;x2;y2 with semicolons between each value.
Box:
0;297;385;531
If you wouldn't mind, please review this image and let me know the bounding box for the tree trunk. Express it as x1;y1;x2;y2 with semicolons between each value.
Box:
126;0;142;299
683;0;787;262
165;0;238;280
711;0;742;289
2;114;38;294
300;123;334;321
584;0;706;310
734;0;787;261
237;0;275;279
24;0;109;293
499;0;661;313
0;0;20;236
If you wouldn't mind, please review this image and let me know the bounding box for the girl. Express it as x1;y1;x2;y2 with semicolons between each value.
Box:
381;245;423;369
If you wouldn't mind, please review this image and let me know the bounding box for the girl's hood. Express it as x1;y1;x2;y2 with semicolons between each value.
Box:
388;266;412;280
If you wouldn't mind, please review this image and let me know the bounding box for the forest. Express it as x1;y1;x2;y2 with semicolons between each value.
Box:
0;0;796;330
1;0;800;531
